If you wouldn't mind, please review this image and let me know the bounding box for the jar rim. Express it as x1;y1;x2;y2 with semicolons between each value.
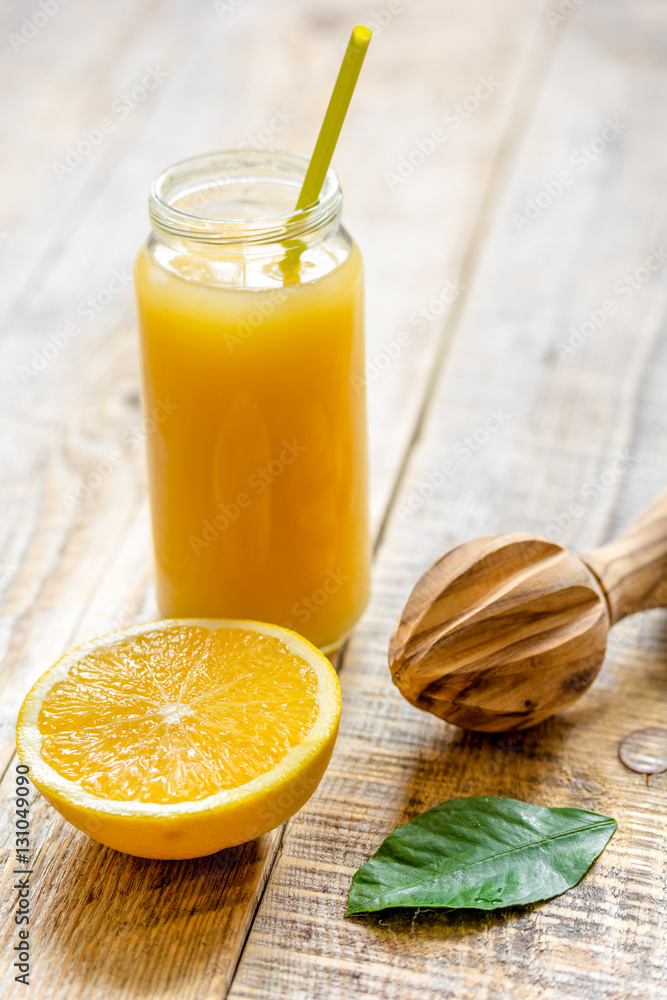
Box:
148;149;342;246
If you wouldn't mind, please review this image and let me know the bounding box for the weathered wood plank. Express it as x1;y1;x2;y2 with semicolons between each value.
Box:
0;1;551;997
229;2;667;998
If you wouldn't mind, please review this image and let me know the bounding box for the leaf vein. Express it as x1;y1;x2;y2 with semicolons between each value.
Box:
366;820;616;903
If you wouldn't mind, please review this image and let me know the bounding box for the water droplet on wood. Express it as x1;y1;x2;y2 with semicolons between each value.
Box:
619;728;667;783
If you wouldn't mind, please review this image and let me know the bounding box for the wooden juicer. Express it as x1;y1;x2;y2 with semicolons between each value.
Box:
389;490;667;731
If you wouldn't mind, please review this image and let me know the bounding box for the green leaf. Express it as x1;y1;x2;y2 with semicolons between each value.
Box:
346;796;616;915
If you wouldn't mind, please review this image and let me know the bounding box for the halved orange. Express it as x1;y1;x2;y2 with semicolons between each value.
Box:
16;619;341;859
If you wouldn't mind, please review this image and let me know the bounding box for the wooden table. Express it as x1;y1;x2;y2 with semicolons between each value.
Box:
2;1;666;997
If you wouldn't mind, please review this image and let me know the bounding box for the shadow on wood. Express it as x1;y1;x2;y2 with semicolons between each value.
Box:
35;823;281;998
394;715;579;825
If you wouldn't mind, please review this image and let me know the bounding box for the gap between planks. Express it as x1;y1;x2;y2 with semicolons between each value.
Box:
370;8;565;561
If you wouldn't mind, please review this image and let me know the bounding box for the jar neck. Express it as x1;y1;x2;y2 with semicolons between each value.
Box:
148;150;343;259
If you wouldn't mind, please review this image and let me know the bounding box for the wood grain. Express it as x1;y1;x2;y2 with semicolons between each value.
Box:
0;0;557;998
388;487;667;732
388;534;609;732
584;488;667;625
228;1;667;998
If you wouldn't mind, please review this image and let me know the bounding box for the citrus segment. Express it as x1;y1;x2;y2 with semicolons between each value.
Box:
16;619;340;859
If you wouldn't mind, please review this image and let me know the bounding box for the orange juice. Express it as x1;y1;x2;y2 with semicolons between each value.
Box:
134;152;370;651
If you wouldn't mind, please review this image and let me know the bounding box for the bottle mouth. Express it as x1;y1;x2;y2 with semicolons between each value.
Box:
149;150;342;246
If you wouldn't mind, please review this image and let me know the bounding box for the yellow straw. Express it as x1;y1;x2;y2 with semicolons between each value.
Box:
295;24;372;210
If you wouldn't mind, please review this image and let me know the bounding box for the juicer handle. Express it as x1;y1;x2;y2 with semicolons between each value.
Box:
583;488;667;626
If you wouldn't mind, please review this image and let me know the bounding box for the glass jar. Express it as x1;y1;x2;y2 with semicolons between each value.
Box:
134;150;370;653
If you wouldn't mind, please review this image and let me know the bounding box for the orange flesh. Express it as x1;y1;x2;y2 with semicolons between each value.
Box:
37;626;318;804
